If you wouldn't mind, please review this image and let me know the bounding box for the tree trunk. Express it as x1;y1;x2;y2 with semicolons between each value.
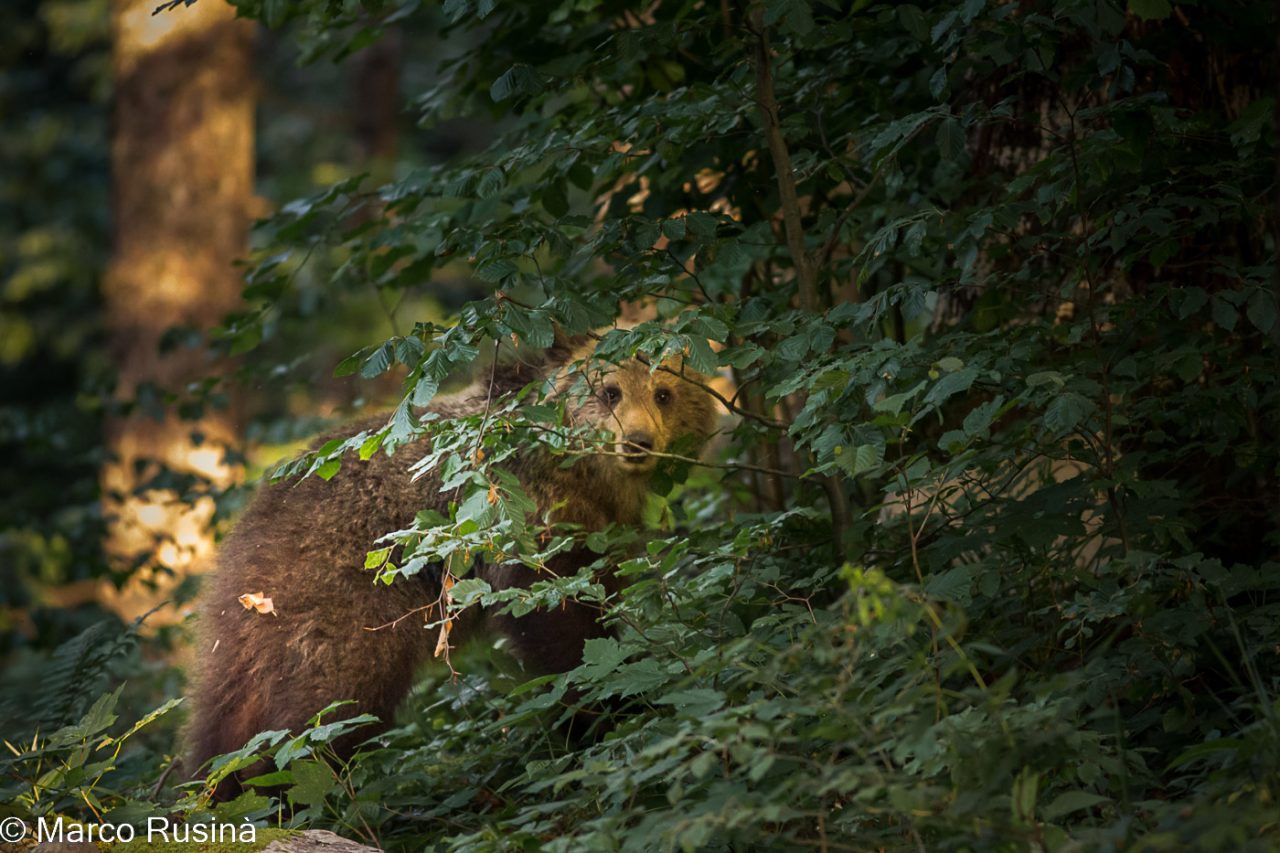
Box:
352;28;403;169
100;0;254;623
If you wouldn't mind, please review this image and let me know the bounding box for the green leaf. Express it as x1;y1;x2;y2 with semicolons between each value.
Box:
852;443;884;475
567;161;595;191
575;637;628;682
775;333;808;362
929;66;948;100
315;459;341;481
476;167;505;199
685;211;718;240
384;394;414;440
923;366;977;407
97;697;184;748
1246;289;1277;334
475;257;518;283
612;659;672;697
1128;0;1172;20
412;375;440;407
654;688;725;717
936;117;965;160
262;0;289;28
873;384;923;416
784;0;814;35
936;356;964;372
1168;738;1243;769
1011;767;1039;823
1043;392;1095;435
897;4;928;40
286;760;336;807
541;180;569;217
1042;790;1110;820
962;396;1003;437
1172;350;1203;382
925;565;975;604
1211;296;1238;332
1176;286;1208;319
685;336;719;374
1026;371;1066;388
334;346;371;377
490;64;541;102
931;10;959;43
834;442;885;477
360;342;393;379
441;0;469;23
358;432;384;461
393;335;425;366
78;685;123;739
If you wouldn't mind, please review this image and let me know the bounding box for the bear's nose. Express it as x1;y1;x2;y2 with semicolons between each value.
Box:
622;432;654;462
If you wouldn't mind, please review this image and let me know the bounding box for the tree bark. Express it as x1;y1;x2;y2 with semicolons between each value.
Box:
749;11;817;313
352;28;403;168
100;0;254;623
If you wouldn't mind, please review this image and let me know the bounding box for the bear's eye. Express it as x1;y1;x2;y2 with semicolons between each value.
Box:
654;388;673;406
602;385;622;406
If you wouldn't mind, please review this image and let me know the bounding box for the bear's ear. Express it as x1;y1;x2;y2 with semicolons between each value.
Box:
544;324;596;368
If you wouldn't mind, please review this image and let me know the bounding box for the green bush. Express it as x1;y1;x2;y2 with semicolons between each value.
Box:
4;0;1277;850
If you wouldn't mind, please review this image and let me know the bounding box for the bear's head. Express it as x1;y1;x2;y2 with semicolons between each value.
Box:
556;347;718;477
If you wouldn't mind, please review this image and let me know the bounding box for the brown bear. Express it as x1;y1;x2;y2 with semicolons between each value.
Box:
184;334;717;795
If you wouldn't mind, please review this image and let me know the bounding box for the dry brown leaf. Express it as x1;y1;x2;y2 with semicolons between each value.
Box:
434;572;456;659
487;482;499;505
433;617;453;658
238;591;276;616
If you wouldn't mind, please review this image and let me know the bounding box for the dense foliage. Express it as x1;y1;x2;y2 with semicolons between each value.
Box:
0;0;113;655
1;0;1277;850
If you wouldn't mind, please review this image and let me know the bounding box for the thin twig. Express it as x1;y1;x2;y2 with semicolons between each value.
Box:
470;339;502;472
632;349;786;429
363;601;436;632
150;757;178;798
517;420;799;479
666;247;714;304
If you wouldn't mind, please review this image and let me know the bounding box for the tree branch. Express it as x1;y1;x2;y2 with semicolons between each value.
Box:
748;9;818;312
747;10;849;561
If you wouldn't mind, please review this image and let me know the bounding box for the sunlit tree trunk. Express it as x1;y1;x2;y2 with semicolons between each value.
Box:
100;0;254;623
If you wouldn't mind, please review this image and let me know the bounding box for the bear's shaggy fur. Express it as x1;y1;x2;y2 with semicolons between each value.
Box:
185;338;716;791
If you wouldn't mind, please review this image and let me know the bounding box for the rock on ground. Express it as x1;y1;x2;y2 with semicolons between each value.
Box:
262;829;382;853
